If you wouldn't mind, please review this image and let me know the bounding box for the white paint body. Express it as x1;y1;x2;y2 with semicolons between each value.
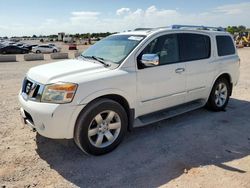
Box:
19;29;240;139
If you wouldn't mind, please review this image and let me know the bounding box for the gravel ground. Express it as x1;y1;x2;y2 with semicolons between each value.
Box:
0;48;250;188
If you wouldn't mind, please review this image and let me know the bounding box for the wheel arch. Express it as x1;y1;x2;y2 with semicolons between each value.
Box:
96;94;134;131
212;73;233;96
77;91;135;132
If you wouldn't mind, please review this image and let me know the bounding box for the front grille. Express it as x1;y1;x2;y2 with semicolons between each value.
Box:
21;78;44;102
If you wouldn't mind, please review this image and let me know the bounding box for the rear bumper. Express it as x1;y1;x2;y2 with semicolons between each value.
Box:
18;93;84;139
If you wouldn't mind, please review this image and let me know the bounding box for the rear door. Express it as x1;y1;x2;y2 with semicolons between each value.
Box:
178;33;213;102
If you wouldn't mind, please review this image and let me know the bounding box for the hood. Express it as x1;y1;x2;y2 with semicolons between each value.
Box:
27;59;108;84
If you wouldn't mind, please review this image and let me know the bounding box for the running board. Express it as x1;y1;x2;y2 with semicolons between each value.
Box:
133;100;205;128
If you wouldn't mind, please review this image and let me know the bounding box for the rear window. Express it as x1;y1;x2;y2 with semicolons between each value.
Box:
179;33;211;62
216;36;235;56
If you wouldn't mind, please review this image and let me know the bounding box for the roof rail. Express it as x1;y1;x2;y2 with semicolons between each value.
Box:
171;25;225;31
134;28;153;31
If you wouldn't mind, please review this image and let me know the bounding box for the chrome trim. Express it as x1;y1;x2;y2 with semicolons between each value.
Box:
175;68;185;73
141;54;159;67
141;91;186;103
21;77;45;102
187;86;206;93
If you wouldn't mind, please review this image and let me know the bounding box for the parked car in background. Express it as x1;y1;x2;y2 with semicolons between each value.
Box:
48;43;56;47
32;45;60;53
14;43;33;50
25;44;38;51
0;45;29;54
69;44;77;50
15;43;24;47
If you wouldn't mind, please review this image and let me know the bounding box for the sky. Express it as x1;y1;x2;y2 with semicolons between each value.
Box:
0;0;249;37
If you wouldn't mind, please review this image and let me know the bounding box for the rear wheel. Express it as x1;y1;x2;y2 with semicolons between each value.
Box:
36;50;41;54
74;99;128;155
206;78;230;111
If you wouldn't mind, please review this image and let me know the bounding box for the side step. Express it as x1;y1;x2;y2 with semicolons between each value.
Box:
133;100;205;128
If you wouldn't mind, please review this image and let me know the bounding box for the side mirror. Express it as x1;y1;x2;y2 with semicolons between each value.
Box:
140;54;159;67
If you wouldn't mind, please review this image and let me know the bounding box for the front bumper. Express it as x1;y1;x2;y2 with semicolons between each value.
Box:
18;93;84;139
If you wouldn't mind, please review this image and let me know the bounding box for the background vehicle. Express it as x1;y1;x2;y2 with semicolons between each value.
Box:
69;44;77;50
235;32;250;47
0;45;29;54
63;34;75;43
32;45;60;53
48;43;56;47
19;25;240;155
25;44;38;51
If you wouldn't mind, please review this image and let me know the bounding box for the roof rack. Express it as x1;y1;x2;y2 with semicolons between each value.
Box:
134;25;226;32
171;25;225;31
134;28;153;31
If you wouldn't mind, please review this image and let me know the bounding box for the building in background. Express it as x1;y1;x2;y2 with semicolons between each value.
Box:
58;32;65;41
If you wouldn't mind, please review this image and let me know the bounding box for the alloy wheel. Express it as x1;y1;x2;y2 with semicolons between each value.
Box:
88;110;121;148
214;82;228;107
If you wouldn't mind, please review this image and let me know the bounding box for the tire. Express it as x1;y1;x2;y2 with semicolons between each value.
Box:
206;77;230;111
2;51;7;54
36;50;41;54
53;49;57;53
74;98;128;155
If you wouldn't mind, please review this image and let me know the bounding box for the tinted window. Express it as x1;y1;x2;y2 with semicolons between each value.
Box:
216;36;235;56
179;33;210;61
138;34;179;67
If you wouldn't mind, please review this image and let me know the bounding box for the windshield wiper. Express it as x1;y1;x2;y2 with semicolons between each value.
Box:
91;56;111;67
80;55;110;67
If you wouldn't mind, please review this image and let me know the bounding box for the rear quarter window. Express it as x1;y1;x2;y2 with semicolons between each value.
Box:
216;36;235;56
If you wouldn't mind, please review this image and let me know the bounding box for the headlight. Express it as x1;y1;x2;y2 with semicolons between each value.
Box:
41;82;78;104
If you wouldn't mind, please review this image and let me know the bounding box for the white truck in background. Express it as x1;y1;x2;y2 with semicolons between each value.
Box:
63;34;74;43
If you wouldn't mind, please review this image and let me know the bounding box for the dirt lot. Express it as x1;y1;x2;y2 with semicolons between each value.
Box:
0;48;250;188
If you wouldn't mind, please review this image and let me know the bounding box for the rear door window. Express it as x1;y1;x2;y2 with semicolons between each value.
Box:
216;36;235;56
178;33;211;61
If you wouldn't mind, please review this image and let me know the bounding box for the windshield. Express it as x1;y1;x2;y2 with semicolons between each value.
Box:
81;35;145;64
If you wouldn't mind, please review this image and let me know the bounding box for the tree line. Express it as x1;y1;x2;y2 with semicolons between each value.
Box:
226;25;250;34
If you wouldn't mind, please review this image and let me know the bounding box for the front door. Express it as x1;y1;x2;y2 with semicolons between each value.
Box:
136;34;186;116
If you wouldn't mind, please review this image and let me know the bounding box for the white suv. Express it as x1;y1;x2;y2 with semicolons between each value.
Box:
19;25;240;155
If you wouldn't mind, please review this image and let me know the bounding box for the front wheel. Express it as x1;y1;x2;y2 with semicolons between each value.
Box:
206;78;230;111
53;49;57;53
74;99;128;155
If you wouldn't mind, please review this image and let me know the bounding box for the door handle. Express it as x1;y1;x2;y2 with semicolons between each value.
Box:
175;68;185;73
